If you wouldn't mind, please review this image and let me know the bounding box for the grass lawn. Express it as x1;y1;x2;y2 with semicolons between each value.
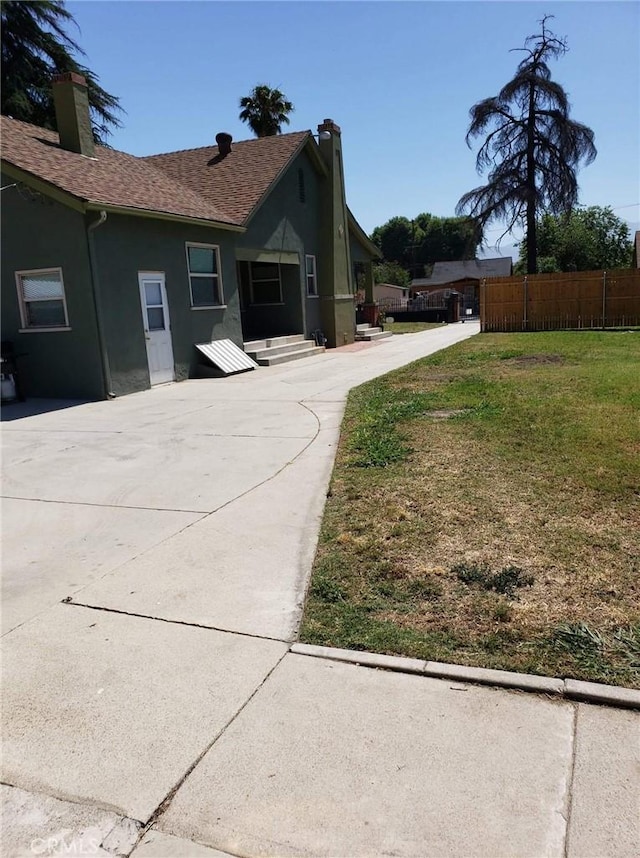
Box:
385;321;446;335
300;331;640;688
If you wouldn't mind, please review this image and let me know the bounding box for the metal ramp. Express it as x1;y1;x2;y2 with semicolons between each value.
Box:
195;340;258;375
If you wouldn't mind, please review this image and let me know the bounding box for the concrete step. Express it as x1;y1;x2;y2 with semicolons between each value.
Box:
356;323;373;332
245;339;319;361
243;334;305;352
355;329;393;341
256;345;325;366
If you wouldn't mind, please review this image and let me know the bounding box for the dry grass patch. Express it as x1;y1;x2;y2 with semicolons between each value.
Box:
301;331;640;686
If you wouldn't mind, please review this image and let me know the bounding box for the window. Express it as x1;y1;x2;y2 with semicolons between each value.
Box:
306;255;318;297
298;169;306;203
186;243;223;307
16;268;69;329
249;262;282;304
142;279;165;330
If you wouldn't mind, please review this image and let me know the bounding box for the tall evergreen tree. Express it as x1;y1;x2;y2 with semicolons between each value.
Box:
239;85;294;137
456;16;596;273
1;1;122;144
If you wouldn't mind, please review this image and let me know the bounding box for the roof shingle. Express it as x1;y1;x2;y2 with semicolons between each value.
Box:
412;257;513;287
2;118;340;232
143;131;311;224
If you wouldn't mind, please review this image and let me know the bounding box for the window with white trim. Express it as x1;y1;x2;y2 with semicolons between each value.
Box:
186;243;223;307
249;262;282;304
305;255;318;297
16;268;69;329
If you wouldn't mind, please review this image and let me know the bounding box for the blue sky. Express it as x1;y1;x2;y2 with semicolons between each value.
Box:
67;1;639;258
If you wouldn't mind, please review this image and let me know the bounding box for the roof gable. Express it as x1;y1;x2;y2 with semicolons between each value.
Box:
144;131;312;225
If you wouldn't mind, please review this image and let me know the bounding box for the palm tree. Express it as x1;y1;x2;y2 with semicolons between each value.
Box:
456;16;596;274
239;85;294;137
1;1;122;144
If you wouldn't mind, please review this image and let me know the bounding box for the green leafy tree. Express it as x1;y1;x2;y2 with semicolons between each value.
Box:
456;16;596;274
370;213;481;276
239;84;294;137
515;207;633;273
1;0;122;144
373;261;411;289
416;214;481;267
370;216;419;270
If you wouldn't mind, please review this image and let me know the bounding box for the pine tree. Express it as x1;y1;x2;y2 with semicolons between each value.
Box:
2;1;122;144
456;16;596;273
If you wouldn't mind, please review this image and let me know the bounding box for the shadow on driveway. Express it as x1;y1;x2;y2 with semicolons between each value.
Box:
0;398;93;421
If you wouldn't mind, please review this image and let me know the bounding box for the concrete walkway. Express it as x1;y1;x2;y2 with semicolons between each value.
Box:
2;322;638;858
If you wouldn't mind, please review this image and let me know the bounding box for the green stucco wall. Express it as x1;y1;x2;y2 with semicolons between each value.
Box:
0;175;105;399
236;148;324;340
91;214;242;396
2;137;377;401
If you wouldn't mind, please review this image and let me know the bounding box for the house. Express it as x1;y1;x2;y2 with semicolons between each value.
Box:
411;257;513;314
633;231;640;268
373;282;409;306
1;73;379;400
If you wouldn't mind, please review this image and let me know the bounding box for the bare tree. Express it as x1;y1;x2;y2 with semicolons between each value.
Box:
456;16;596;273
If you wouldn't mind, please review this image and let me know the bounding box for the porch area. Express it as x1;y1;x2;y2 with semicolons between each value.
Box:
237;253;311;341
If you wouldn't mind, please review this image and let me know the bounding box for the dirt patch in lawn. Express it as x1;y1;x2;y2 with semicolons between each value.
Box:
424;409;468;419
509;353;565;366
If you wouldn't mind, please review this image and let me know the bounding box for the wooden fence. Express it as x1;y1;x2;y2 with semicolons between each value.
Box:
480;269;640;332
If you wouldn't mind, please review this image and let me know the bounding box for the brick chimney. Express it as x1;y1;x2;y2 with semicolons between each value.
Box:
52;72;95;158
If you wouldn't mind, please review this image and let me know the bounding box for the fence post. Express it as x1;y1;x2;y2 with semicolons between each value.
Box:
523;276;528;330
480;277;486;331
602;270;607;330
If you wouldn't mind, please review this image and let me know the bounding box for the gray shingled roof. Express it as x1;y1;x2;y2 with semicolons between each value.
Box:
412;257;512;288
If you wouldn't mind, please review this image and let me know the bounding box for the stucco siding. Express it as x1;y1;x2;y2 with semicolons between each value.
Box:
0;177;105;399
237;148;324;339
91;215;242;396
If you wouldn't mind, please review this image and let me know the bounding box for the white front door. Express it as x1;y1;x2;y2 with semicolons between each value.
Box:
138;272;175;385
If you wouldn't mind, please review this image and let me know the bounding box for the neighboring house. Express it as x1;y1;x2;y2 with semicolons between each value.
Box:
373;282;409;306
411;257;513;314
1;73;379;400
633;231;640;268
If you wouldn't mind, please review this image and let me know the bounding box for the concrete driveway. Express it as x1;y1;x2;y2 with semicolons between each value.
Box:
2;321;638;858
2;323;476;640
